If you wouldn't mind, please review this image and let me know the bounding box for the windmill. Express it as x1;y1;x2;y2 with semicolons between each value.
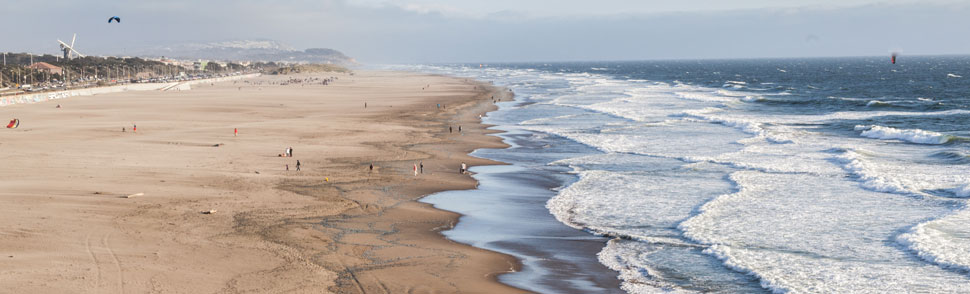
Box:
58;34;85;60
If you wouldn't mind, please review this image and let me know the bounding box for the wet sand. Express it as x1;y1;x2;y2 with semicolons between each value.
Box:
423;128;624;293
0;71;523;293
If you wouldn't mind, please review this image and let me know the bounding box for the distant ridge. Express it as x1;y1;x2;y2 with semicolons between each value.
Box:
133;40;355;64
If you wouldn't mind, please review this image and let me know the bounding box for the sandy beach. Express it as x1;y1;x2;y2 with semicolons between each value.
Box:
0;71;523;293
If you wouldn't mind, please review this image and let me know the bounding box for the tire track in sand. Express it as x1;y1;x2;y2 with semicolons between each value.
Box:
84;233;104;288
103;232;125;294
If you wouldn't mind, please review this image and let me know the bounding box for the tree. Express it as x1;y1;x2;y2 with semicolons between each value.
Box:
205;62;223;72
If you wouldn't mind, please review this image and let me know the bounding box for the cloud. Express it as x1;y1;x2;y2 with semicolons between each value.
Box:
1;0;968;63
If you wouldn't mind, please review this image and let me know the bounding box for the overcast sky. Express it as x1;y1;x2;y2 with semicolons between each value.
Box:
1;0;968;63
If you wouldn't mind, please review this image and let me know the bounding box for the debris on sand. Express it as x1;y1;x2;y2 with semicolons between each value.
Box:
202;209;217;214
125;193;144;198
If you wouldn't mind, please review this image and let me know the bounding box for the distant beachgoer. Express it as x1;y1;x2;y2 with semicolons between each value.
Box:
369;163;374;172
414;163;418;176
461;162;467;174
420;162;423;174
296;160;301;171
122;127;125;132
133;124;137;133
286;164;289;171
458;126;462;132
449;126;453;133
364;102;367;108
234;128;238;136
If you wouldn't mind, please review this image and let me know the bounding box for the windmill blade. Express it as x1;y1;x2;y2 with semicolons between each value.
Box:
71;33;76;48
57;39;85;58
71;48;86;58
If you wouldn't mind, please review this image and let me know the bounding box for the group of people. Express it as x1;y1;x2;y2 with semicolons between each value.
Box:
279;147;302;171
285;160;301;171
448;125;462;133
410;161;468;175
280;147;301;171
413;162;424;176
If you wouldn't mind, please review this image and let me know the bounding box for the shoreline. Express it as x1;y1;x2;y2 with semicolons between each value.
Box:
421;100;625;292
297;73;528;293
0;70;527;293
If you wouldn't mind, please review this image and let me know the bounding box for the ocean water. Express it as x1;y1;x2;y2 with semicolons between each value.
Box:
397;56;970;293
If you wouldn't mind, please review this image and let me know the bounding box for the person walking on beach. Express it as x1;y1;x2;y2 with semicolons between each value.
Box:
460;162;467;174
369;163;374;172
420;162;424;174
414;163;418;176
449;126;453;133
133;124;137;133
234;128;238;137
296;160;301;171
458;125;462;133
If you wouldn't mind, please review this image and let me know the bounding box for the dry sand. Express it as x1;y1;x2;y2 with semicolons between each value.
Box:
0;71;524;293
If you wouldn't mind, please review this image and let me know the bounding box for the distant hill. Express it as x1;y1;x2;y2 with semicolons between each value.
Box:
133;40;355;64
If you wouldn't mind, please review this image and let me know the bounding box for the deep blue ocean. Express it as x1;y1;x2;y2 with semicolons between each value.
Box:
398;56;970;293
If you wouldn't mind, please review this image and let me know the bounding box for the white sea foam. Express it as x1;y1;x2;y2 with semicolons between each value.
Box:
897;208;970;273
866;100;891;107
520;114;583;125
832;149;915;195
947;73;963;78
548;169;734;239
597;239;697;294
715;89;764;102
680;171;968;293
954;183;970;197
676;108;793;144
854;125;951;144
822;109;970;121
403;63;970;293
674;91;736;103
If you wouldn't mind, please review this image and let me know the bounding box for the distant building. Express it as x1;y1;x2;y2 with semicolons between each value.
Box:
27;62;63;75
